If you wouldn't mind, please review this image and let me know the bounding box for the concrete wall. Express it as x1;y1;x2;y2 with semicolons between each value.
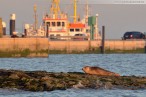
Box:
0;38;49;51
0;38;145;52
49;40;145;51
105;40;145;50
49;41;94;51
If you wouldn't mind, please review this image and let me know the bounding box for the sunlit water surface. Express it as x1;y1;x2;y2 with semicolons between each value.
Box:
0;54;146;97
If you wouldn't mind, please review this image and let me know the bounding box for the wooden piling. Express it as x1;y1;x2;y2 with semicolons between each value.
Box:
101;26;105;54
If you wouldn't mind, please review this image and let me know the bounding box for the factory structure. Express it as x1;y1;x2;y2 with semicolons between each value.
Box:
0;14;17;38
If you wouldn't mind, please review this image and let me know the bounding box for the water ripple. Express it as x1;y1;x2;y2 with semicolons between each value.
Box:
0;54;146;97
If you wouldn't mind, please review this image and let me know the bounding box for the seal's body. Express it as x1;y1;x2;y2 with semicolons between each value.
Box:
82;66;120;76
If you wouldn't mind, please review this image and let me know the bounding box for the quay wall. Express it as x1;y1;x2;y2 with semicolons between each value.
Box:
105;40;145;50
49;40;145;51
0;38;49;51
0;38;145;52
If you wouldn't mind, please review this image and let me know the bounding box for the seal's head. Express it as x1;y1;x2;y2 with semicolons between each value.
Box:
82;66;91;74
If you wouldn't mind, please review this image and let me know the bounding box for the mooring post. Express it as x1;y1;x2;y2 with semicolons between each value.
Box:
145;45;146;53
101;26;105;54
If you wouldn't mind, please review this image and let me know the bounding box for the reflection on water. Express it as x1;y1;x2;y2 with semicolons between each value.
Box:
0;54;146;97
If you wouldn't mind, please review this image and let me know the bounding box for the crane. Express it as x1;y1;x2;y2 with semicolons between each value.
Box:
50;0;61;18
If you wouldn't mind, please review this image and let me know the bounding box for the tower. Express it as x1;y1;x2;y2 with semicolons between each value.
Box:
10;14;16;36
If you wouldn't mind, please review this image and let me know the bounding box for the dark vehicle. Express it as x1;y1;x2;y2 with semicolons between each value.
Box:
72;34;88;40
122;31;146;40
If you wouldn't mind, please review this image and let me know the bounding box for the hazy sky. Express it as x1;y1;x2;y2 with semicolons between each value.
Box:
0;0;146;39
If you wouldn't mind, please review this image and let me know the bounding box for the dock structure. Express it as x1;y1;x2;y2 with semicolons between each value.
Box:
0;38;49;57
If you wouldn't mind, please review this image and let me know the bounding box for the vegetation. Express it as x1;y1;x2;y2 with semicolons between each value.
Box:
0;49;48;58
48;47;145;54
105;48;145;54
0;47;145;58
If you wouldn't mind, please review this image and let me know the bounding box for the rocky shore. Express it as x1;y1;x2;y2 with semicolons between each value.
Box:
0;69;146;91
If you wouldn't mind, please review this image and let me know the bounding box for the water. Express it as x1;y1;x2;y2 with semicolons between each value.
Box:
0;54;146;97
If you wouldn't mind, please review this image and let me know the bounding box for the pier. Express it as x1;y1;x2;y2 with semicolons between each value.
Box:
48;39;145;53
0;38;145;57
0;38;49;57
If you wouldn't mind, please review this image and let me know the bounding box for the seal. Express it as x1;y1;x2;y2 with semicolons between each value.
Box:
82;66;120;76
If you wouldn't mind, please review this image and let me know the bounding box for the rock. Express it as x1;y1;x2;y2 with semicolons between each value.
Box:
41;80;54;91
41;76;50;81
0;69;146;91
9;73;20;79
104;82;113;89
73;81;85;89
95;79;103;89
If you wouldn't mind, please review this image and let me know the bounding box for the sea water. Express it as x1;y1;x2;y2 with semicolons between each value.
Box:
0;54;146;97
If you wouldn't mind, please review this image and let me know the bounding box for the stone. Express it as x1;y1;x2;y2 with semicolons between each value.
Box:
0;69;146;91
9;73;20;79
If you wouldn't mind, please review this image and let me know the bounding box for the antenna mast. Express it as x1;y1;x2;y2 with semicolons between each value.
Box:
73;0;78;23
34;4;38;31
85;0;89;24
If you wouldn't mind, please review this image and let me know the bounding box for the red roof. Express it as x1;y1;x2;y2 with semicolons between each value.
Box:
69;23;85;28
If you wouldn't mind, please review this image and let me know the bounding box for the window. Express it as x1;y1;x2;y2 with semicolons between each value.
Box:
56;34;61;36
70;29;74;32
52;22;55;26
50;34;55;39
50;34;54;37
47;22;50;26
57;22;61;26
62;22;65;27
75;29;80;32
56;34;61;39
86;29;89;33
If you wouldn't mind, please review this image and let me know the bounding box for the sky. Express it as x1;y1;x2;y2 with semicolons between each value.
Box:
0;0;146;39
